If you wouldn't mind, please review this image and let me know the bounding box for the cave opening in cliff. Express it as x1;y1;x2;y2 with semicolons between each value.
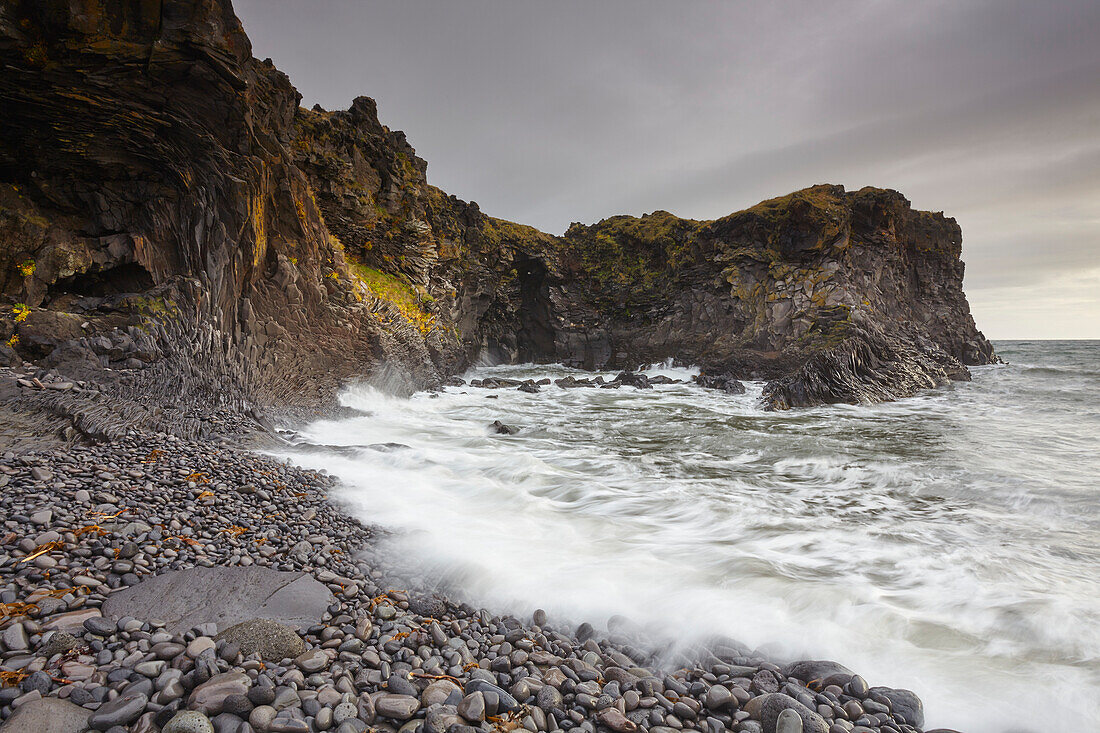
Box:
514;255;556;362
46;262;154;303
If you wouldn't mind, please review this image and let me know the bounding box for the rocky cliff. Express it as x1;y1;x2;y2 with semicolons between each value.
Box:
0;0;995;440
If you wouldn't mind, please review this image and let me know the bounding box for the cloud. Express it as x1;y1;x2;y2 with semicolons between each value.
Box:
236;0;1100;338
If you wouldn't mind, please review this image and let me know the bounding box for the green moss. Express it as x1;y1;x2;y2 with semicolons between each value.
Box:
561;211;706;316
348;260;436;335
119;295;174;317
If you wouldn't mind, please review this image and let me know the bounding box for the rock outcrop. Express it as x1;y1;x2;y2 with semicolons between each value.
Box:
0;0;996;436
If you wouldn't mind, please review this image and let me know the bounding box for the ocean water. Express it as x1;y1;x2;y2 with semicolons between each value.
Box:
277;340;1100;733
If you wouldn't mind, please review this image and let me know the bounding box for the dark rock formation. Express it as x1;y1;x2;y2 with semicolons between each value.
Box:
695;373;748;394
0;0;996;435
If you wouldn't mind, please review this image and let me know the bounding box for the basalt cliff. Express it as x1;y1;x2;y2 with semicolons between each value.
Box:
0;0;995;440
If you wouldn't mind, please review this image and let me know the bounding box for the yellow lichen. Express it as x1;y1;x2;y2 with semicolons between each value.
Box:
350;262;436;336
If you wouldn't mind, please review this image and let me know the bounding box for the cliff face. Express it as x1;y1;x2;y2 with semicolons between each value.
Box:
547;185;996;406
0;0;995;438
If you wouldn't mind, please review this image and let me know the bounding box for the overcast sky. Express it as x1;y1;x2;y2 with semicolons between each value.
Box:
236;0;1099;339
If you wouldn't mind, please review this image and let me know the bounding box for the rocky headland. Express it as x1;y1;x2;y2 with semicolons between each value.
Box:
0;1;990;732
0;0;994;438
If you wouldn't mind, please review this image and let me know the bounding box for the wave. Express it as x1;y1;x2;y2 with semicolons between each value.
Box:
276;349;1100;733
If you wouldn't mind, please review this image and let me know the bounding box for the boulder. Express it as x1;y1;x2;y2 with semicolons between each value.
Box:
0;697;91;733
101;567;334;634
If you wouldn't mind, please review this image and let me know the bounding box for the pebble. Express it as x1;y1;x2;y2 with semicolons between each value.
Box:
375;693;421;720
296;648;329;672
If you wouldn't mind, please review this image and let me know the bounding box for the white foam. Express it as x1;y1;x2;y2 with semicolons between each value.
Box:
277;360;1100;733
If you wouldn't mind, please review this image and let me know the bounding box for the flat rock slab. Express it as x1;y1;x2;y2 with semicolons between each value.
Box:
101;566;334;634
0;697;91;732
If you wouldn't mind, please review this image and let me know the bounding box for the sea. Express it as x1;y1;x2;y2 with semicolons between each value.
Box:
276;340;1100;733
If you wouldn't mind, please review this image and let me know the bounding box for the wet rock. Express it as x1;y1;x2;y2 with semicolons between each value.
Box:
102;566;335;633
295;648;329;672
868;686;924;728
88;690;148;730
489;420;519;435
597;707;639;732
457;692;486;722
776;708;803;733
611;372;652;389
0;697;91;733
745;693;829;733
783;661;854;686
422;679;461;707
188;671;251;715
375;693;420;720
464;679;519;712
2;623;28;651
693;374;746;394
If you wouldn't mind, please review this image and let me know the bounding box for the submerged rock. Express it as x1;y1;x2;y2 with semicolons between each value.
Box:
694;373;746;394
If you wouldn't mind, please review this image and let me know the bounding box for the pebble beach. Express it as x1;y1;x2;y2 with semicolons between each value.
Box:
0;373;936;733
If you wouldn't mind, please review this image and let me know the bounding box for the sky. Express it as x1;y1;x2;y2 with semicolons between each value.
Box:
235;0;1100;339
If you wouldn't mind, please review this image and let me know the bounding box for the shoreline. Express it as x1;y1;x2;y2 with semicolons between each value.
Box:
0;372;936;733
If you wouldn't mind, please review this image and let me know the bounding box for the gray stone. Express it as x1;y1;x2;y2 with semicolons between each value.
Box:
782;661;854;686
88;690;148;730
868;687;924;728
295;648;329;672
375;694;420;720
162;710;216;733
457;692;485;722
249;705;277;731
776;709;803;733
187;671;250;715
186;637;216;657
83;617;116;636
744;693;828;733
597;707;638;732
2;623;28;651
332;702;357;724
464;679;519;712
101;567;335;634
216;619;304;661
421;679;460;707
0;697;91;733
43;609;101;633
704;684;732;711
